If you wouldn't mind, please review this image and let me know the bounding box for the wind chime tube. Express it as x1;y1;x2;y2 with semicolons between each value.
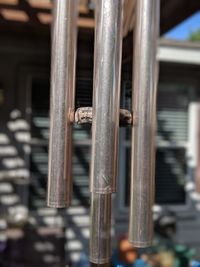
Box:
89;193;112;264
47;0;78;208
129;0;160;247
90;0;123;194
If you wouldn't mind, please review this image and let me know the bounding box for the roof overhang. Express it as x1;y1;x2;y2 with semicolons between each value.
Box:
158;40;200;66
0;0;199;36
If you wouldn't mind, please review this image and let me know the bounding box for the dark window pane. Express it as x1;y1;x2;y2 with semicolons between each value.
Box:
122;81;189;206
155;148;186;204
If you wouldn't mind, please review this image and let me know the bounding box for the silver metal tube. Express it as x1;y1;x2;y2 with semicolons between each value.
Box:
90;0;123;194
47;0;78;208
129;0;160;246
89;193;112;264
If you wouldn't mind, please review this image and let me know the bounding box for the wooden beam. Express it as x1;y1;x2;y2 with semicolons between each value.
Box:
78;17;94;29
28;0;52;9
1;8;29;22
0;0;18;5
0;0;89;15
0;3;51;14
18;0;40;23
37;12;51;24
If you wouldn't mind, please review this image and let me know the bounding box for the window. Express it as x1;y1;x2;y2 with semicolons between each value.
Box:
119;80;196;209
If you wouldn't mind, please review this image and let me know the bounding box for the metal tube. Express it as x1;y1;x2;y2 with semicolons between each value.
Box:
47;0;78;208
90;0;124;194
129;0;160;247
89;193;112;264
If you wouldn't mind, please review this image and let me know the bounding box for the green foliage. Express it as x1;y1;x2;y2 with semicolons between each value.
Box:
189;29;200;41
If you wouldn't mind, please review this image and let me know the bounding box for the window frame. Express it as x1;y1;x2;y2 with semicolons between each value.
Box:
116;68;200;219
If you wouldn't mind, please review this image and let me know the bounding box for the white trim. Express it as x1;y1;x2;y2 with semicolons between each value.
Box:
157;46;200;65
187;103;200;168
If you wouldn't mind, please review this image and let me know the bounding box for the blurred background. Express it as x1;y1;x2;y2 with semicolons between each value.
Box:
0;0;200;266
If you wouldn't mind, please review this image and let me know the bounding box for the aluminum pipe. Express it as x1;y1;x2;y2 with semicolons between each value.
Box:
90;0;124;194
47;0;78;208
129;0;160;247
89;193;112;264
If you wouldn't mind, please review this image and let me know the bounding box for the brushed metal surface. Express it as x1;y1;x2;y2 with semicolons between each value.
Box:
89;193;112;264
90;0;124;194
129;0;160;247
47;0;78;208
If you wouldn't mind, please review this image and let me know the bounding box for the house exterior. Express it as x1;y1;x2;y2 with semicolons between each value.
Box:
0;0;200;266
117;39;200;255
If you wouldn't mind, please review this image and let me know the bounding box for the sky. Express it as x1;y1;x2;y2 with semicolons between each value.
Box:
165;11;200;40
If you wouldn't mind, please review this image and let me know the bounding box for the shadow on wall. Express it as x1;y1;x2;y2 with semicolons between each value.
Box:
0;108;91;266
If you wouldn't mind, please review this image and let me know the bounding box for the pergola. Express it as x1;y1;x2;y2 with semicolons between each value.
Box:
0;0;199;36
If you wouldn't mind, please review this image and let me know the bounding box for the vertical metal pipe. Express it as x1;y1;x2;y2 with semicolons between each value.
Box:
129;0;160;246
90;0;124;194
89;193;112;264
47;0;78;208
